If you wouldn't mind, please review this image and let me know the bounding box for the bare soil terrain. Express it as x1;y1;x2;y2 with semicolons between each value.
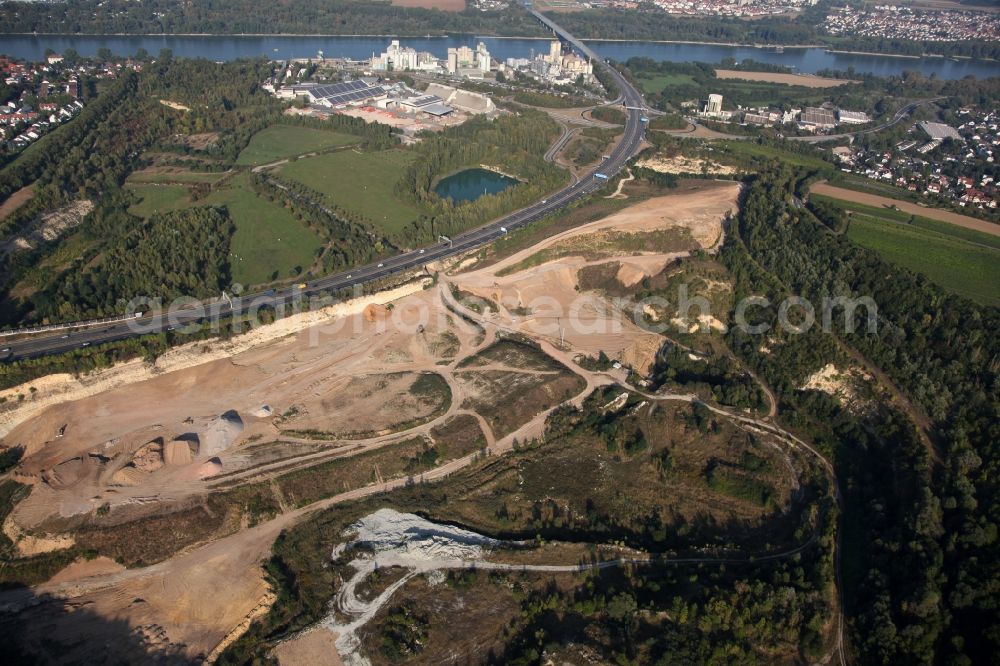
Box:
0;182;767;663
714;69;857;87
0;184;33;222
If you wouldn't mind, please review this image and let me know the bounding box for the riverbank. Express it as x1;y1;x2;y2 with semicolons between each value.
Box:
1;33;996;78
3;31;997;62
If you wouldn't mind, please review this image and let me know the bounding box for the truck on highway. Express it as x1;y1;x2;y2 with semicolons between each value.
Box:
640;116;649;123
595;173;609;180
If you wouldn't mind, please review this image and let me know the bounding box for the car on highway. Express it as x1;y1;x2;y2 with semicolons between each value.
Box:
377;263;384;268
61;334;69;339
419;249;425;254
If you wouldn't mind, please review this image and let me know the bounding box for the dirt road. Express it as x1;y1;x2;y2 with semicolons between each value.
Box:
811;182;1000;237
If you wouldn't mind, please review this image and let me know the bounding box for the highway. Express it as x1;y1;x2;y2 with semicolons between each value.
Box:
2;12;649;363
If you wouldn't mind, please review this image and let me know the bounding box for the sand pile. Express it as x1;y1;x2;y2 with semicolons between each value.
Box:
130;441;164;473
164;438;198;466
615;257;668;288
363;303;389;323
338;508;501;565
110;466;146;487
47;457;86;488
200;411;243;456
196;457;223;479
252;405;272;418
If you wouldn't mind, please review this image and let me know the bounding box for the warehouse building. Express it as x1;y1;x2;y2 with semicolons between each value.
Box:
800;107;837;128
918;121;962;141
838;110;871;124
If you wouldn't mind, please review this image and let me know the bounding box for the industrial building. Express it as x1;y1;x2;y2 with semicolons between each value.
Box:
698;93;732;120
424;83;496;114
743;112;772;126
371;40;440;72
707;94;723;115
800;107;837;128
446;43;492;76
292;79;388;108
497;40;593;85
389;93;454;117
918;121;962;141
837;109;871;124
365;39;494;77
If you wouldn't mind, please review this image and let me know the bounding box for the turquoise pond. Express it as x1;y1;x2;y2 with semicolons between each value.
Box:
434;168;518;204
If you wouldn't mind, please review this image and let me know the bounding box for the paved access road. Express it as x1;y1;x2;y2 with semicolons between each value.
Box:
3;12;649;363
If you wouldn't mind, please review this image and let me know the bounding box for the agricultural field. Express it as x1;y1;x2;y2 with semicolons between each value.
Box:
826;172;926;204
846;214;1000;306
812;194;1000;305
126;173;323;286
205;175;323;285
279;148;421;237
235;125;358;166
811;183;1000;238
126;184;191;218
714;79;827;107
636;72;698;94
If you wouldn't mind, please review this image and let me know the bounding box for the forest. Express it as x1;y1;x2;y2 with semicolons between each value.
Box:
722;167;999;663
0;0;544;37
32;205;234;320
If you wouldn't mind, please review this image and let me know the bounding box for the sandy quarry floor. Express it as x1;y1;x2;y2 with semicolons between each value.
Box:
637;155;739;177
452;182;739;373
0;182;743;662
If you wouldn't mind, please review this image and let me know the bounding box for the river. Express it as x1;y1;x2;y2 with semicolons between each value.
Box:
1;33;997;79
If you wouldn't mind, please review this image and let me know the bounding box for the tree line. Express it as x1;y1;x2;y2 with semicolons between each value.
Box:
0;0;545;38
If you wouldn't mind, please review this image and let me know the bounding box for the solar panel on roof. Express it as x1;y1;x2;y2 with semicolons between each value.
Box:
314;83;387;106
